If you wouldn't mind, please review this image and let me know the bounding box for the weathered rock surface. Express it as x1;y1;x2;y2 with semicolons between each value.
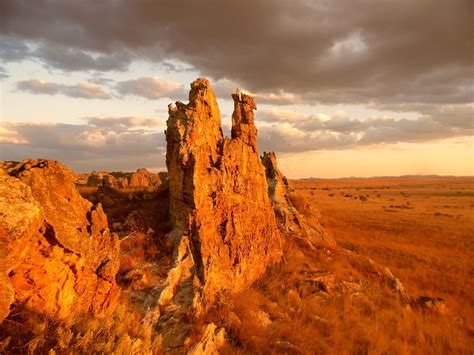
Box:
188;323;227;355
129;168;162;187
261;151;335;246
0;159;120;323
165;78;282;302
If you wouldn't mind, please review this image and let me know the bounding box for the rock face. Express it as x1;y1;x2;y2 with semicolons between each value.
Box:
165;78;282;301
261;151;335;246
129;168;162;187
0;159;120;323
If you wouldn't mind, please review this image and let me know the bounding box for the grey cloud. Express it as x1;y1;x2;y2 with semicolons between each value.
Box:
213;79;302;105
0;36;31;62
0;66;10;79
1;0;471;107
1;103;472;172
0;119;166;171
255;106;473;153
160;60;194;73
17;80;61;95
34;45;133;72
16;79;111;99
116;77;185;100
85;116;165;129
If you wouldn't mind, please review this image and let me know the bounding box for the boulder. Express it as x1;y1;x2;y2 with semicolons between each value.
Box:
0;159;120;323
86;171;118;188
129;168;162;187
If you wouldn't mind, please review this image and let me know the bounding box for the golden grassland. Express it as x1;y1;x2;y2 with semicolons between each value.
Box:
290;177;474;347
210;239;472;354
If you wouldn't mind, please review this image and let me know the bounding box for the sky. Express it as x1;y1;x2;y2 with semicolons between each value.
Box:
0;0;473;178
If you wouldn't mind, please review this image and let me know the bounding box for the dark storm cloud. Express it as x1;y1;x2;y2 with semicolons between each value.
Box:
0;117;166;171
17;79;111;99
0;36;31;62
33;45;132;72
1;0;472;107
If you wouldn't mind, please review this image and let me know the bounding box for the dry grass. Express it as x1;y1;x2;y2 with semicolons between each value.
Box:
289;176;474;352
289;191;323;231
206;236;471;354
0;299;159;354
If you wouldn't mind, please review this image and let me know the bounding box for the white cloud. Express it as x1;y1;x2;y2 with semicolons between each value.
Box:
16;79;111;99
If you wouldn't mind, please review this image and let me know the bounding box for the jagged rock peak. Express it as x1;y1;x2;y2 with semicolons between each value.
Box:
231;88;258;152
165;78;282;304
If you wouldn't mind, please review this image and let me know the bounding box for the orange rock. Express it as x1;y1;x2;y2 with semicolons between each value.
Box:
129;168;162;187
0;160;120;323
166;78;282;303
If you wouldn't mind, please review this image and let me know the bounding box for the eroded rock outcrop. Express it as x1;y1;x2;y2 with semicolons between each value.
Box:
261;151;335;246
165;78;282;303
86;171;119;188
79;169;163;188
0;159;120;323
129;168;162;187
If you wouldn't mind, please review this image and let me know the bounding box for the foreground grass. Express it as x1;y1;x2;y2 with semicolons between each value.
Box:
206;236;471;354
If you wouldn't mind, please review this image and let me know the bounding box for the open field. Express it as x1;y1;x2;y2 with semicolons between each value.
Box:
291;176;474;332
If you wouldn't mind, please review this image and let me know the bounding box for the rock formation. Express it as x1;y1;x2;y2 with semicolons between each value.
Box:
85;171;118;188
165;78;282;302
79;169;163;188
261;151;335;246
0;159;120;323
129;168;162;187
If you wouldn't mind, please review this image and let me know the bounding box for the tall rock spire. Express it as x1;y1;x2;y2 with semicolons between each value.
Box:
165;78;282;303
